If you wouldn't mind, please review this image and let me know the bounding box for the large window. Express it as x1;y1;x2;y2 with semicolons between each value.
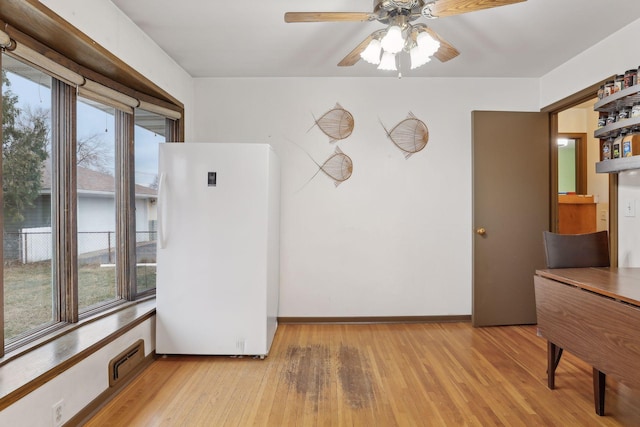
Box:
2;56;53;342
1;49;179;352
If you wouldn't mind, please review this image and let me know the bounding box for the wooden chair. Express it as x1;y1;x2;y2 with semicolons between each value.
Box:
541;230;610;414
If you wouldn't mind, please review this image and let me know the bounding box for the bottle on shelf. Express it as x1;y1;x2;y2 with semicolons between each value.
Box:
598;111;607;128
618;106;632;122
603;80;615;97
624;69;637;88
601;137;613;161
612;130;626;159
614;75;625;93
622;126;640;157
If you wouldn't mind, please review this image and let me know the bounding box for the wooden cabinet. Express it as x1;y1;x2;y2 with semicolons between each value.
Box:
558;194;597;234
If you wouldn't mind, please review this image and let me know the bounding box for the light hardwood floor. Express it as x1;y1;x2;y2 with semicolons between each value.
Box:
85;323;640;426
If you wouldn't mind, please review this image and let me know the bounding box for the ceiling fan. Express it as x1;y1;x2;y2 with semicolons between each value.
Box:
284;0;527;69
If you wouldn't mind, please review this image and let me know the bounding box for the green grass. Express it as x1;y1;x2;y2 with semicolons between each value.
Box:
78;262;117;311
3;261;54;340
4;261;156;342
136;265;157;292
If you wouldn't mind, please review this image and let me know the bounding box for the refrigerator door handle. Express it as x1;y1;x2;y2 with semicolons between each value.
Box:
158;172;167;249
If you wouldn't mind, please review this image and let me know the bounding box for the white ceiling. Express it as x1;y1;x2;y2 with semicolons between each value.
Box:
111;0;640;79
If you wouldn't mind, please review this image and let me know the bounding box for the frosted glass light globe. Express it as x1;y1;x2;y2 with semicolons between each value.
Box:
380;26;404;54
360;39;382;65
377;51;397;71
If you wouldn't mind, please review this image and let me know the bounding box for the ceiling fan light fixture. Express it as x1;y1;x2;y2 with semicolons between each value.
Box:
416;31;440;57
360;38;382;64
409;45;432;69
288;0;523;72
380;25;404;54
378;51;397;71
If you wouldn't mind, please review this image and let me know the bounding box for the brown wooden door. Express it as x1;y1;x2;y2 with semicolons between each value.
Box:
472;111;549;326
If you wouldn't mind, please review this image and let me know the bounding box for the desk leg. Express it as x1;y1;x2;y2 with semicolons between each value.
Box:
547;341;557;389
593;368;606;416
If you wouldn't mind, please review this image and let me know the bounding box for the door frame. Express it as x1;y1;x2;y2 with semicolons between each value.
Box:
543;80;618;266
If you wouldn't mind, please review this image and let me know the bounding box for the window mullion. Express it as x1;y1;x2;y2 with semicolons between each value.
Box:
51;79;78;322
115;111;136;300
165;118;179;143
0;52;5;356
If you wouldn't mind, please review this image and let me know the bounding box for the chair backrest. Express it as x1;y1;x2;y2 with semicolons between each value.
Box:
542;230;610;268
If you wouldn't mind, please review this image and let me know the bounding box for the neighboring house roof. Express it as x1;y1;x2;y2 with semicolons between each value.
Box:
40;159;156;197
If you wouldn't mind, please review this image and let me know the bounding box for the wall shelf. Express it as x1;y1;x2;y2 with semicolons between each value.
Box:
594;81;640;172
594;116;640;139
596;156;640;174
594;83;640;112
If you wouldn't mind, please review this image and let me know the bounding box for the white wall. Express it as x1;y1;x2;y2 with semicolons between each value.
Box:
39;0;195;139
0;319;155;427
540;19;640;109
619;171;640;267
192;77;539;317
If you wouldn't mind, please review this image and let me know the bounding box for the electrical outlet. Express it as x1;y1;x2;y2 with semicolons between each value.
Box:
52;399;64;427
624;200;636;217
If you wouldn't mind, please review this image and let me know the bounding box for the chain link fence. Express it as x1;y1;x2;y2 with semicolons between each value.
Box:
3;229;157;265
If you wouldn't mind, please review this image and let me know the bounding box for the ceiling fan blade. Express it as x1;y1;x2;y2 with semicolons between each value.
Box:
422;27;460;62
337;34;376;67
284;12;374;23
430;0;526;17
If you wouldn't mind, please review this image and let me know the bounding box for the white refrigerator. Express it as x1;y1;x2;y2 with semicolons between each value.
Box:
155;142;280;356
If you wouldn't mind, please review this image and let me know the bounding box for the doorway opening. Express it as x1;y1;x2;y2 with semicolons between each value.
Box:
551;97;615;256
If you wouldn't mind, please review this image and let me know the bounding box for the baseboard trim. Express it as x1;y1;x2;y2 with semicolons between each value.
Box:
278;315;471;324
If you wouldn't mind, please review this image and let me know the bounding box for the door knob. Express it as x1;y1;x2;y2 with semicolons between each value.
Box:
476;227;486;236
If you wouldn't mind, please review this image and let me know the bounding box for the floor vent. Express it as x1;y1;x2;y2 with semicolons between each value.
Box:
108;339;145;387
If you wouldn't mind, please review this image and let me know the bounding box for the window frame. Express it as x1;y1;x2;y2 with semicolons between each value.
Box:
0;10;183;355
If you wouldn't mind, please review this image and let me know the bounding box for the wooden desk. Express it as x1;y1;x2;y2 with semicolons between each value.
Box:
534;268;640;416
